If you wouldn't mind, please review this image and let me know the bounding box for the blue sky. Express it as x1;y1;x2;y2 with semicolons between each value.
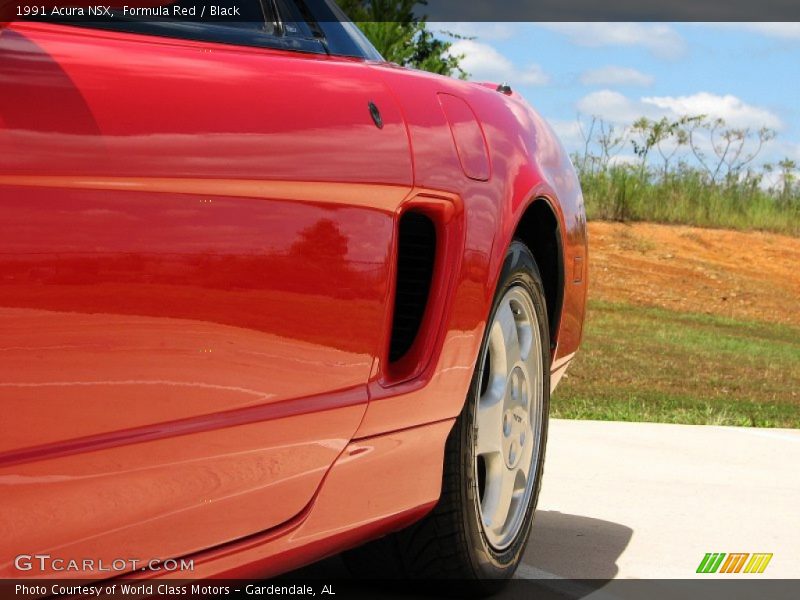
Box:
440;23;800;168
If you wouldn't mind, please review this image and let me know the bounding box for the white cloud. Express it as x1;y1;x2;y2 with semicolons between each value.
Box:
540;23;686;59
516;65;550;86
608;154;639;167
449;40;550;86
575;90;782;131
576;90;647;123
705;23;800;40
433;22;518;41
549;120;586;151
580;66;654;87
642;93;783;130
763;140;800;163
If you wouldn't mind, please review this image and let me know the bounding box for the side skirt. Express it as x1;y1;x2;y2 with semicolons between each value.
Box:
126;419;455;581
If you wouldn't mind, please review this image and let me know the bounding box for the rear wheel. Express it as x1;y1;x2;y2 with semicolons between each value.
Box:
344;241;550;594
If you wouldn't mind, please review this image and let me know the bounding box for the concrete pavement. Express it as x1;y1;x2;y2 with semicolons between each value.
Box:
290;419;800;582
522;419;800;579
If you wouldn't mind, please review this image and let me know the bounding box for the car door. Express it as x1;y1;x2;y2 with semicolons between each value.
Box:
0;3;411;577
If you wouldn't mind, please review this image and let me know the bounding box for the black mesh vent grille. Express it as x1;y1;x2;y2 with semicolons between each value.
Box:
389;212;437;363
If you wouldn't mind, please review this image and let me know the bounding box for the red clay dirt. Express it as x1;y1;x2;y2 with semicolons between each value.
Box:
587;221;800;327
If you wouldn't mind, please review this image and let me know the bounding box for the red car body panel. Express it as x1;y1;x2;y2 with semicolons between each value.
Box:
0;19;587;580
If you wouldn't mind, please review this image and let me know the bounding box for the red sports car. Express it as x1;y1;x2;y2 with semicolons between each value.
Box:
0;0;587;590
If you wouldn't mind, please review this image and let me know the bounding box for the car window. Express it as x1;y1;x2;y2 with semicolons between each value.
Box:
151;0;273;33
275;0;318;39
30;1;382;59
48;0;327;55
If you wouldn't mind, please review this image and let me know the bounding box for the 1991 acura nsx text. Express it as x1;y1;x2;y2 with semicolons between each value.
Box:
0;0;587;590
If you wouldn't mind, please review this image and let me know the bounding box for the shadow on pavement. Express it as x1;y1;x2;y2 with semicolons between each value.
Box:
498;509;633;599
524;510;633;579
283;510;632;598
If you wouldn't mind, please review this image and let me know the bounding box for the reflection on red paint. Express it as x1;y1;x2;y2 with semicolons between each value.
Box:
0;18;586;581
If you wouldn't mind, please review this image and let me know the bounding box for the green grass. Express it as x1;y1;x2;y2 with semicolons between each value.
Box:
553;300;800;428
581;168;800;236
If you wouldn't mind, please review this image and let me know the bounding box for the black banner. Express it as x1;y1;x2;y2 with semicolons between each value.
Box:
3;579;800;600
3;0;800;23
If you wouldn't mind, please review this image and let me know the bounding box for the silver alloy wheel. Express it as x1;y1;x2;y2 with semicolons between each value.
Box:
474;285;544;551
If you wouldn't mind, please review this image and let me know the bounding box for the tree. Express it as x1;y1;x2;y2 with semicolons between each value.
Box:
337;0;467;78
686;116;776;184
776;158;797;206
576;115;628;175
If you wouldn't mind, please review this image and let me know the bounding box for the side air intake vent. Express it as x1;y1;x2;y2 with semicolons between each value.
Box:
389;211;437;363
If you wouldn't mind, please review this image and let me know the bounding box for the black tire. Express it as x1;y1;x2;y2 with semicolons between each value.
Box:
344;240;551;595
